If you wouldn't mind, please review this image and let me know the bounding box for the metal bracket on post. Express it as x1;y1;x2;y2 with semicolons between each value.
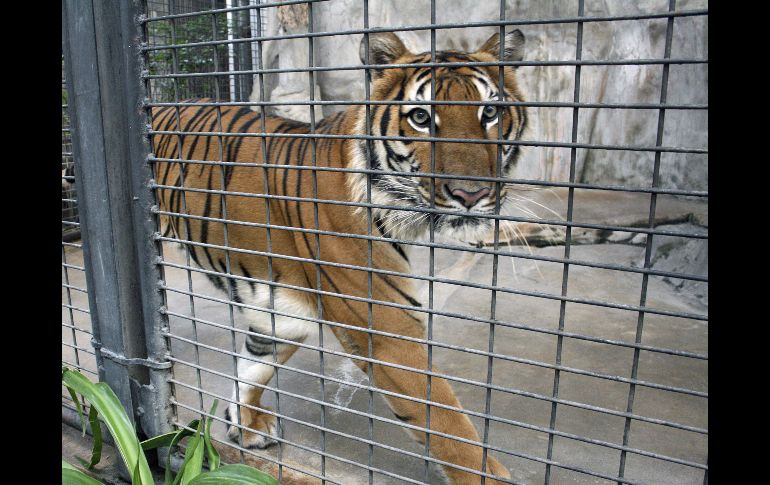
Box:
62;0;174;472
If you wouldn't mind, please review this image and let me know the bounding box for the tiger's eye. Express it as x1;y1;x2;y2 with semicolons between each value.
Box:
409;108;431;127
482;105;499;121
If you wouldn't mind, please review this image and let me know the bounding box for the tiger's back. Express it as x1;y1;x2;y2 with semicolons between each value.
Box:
151;102;371;310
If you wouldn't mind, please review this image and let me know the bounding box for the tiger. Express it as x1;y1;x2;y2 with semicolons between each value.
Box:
150;29;527;484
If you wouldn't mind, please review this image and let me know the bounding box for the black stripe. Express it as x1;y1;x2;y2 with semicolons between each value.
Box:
228;114;263;163
155;105;185;159
239;262;257;294
199;168;219;272
181;105;217;142
205;272;226;292
412;68;431;86
222;108;258;185
393;412;413;422
292;129;368;324
200;110;224;169
378;273;422;309
245;333;277;356
223;258;243;304
183;109;220;174
155;105;189;170
374;216;408;263
279;137;298;221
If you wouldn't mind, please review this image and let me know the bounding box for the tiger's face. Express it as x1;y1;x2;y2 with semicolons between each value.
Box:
350;30;528;243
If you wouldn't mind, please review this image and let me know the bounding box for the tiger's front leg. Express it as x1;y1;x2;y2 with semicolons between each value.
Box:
225;331;302;449
225;296;312;449
370;335;512;484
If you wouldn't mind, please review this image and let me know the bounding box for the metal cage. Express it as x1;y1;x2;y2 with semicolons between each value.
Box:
62;1;708;484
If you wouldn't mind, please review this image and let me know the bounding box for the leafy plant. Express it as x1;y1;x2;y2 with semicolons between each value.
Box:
146;15;230;102
62;366;277;485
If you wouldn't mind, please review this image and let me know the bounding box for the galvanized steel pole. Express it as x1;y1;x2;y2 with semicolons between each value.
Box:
61;0;172;453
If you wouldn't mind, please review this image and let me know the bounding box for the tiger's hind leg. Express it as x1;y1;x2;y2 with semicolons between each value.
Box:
225;290;313;449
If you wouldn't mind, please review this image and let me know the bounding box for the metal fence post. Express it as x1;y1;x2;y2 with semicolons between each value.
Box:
62;0;173;451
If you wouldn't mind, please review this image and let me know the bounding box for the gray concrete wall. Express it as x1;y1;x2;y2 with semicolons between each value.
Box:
250;0;707;191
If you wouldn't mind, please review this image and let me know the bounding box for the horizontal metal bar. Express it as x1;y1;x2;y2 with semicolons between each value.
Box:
161;262;708;370
169;414;342;484
171;394;526;485
61;282;88;294
167;353;706;472
62;241;83;249
62;262;86;272
147;155;709;198
144;58;708;81
170;361;657;484
143;9;707;48
173;412;437;485
148;128;706;155
145;99;707;111
165;308;706;434
155;208;708;284
158;235;709;322
61;360;98;376
142;0;329;23
61;322;93;336
161;293;707;398
151;185;709;241
62;303;91;314
163;270;705;362
61;341;96;356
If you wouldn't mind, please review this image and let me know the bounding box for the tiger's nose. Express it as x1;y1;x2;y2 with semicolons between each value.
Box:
448;186;491;209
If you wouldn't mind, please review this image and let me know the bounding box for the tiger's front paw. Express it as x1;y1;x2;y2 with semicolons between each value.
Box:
224;405;279;449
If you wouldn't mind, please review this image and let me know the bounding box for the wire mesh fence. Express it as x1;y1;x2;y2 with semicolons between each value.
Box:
61;58;99;419
62;0;707;483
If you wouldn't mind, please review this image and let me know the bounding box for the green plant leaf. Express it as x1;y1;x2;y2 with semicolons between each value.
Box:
177;418;206;485
62;460;104;485
187;464;278;485
74;406;102;469
171;436;200;485
164;420;201;484
67;386;86;436
132;454;142;485
203;400;220;471
62;368;154;485
82;405;103;469
141;419;198;451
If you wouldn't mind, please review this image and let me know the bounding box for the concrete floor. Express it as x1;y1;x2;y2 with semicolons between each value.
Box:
62;189;707;484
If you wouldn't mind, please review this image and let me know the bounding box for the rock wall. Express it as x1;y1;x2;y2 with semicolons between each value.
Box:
251;0;707;191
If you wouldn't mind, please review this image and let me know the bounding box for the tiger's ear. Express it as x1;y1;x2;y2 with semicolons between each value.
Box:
477;29;525;66
360;32;408;78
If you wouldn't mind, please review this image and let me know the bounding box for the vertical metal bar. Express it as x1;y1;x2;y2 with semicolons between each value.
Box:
545;1;584;482
617;1;676;483
62;245;82;371
130;0;176;445
362;2;376;484
425;1;437;481
62;0;174;456
249;0;281;478
209;0;249;468
480;2;508;482
226;0;237;101
235;0;254;99
63;0;144;422
306;2;328;482
256;0;282;478
164;0;198;449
